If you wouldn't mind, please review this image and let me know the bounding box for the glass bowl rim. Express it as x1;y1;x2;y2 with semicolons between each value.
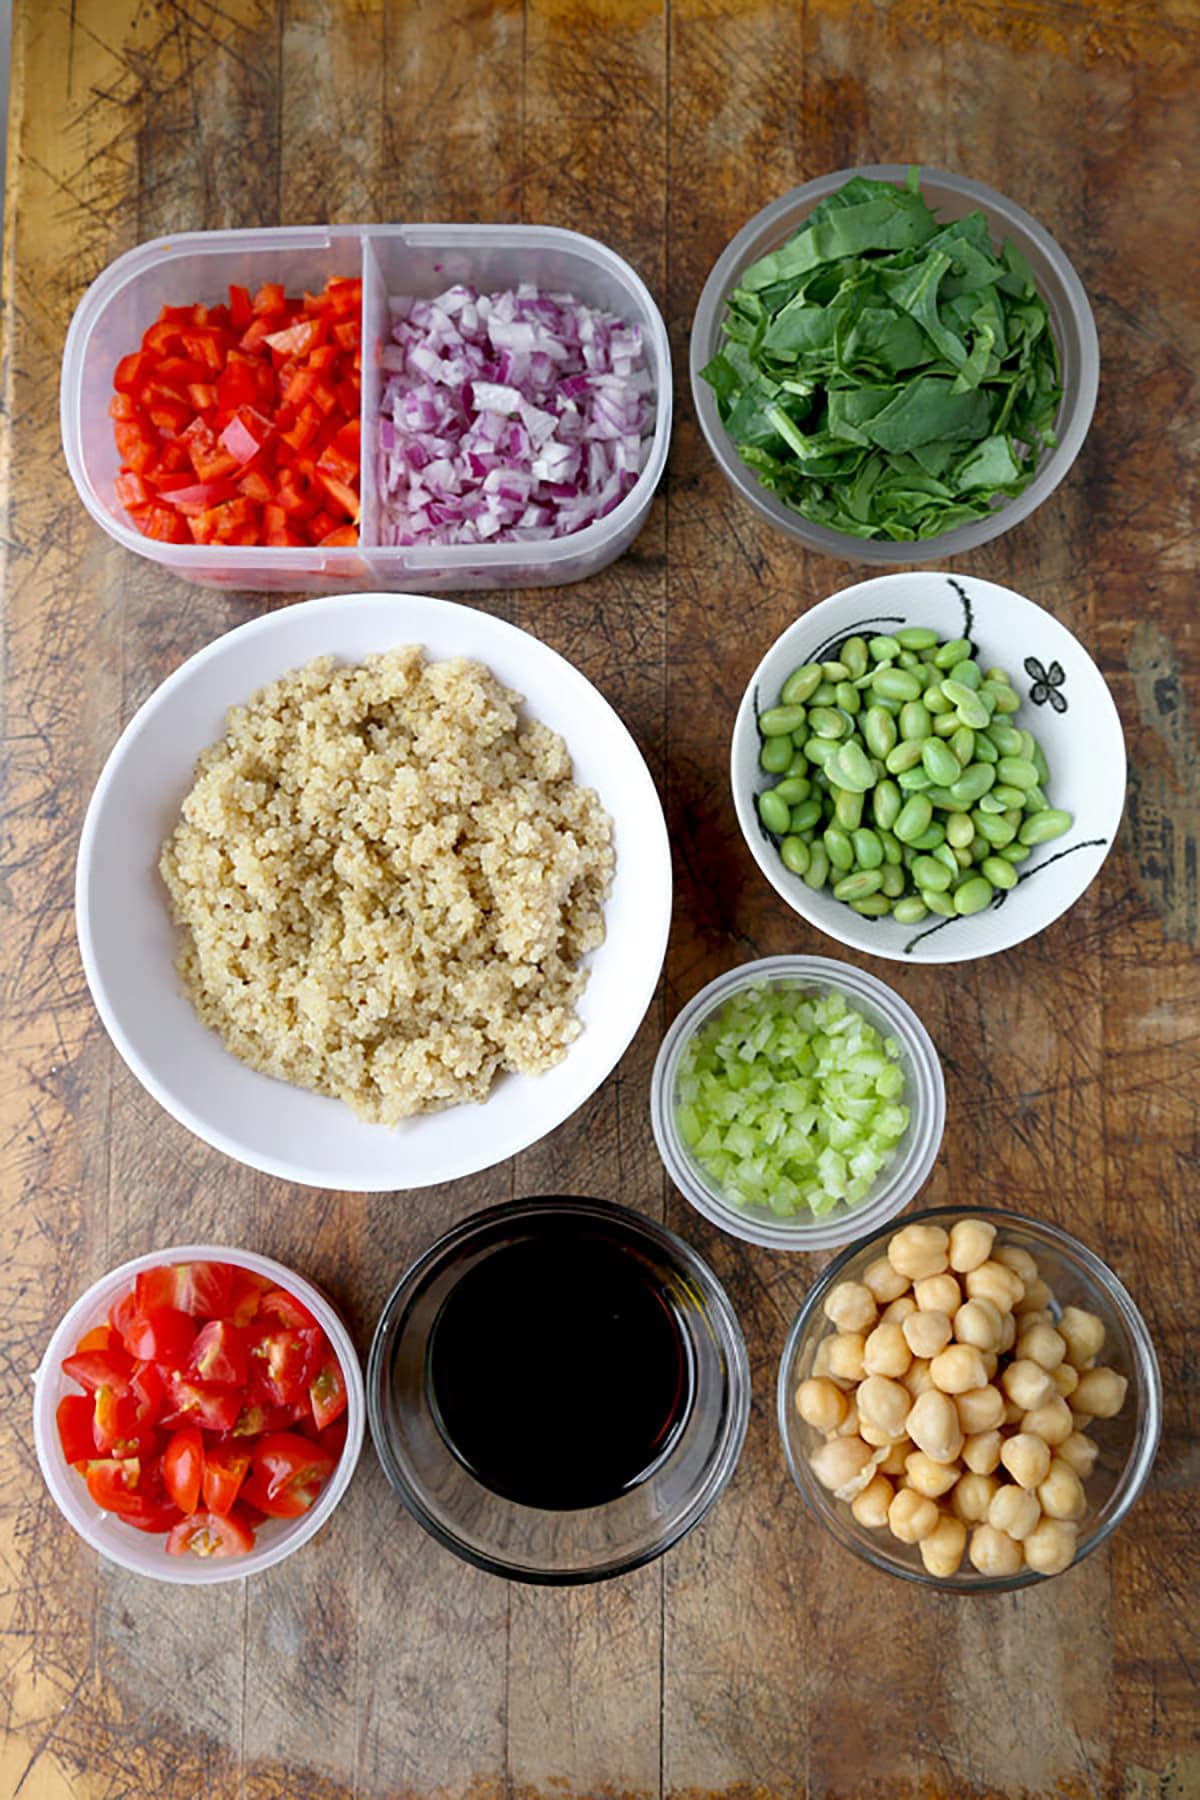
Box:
366;1193;752;1585
775;1203;1163;1593
650;955;946;1252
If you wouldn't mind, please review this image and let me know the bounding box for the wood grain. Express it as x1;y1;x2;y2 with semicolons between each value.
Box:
1;1;1197;1796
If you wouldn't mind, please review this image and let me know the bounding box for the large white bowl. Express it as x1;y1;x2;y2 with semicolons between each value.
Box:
76;593;672;1189
731;572;1125;963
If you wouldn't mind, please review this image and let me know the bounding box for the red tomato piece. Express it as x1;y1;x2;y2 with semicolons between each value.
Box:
120;1306;196;1364
318;524;358;548
130;1359;166;1423
166;1508;256;1558
256;1287;319;1332
135;1261;235;1320
113;350;153;392
56;1394;96;1466
189;1319;248;1388
252;281;286;316
318;1416;349;1460
142;504;191;543
113;420;157;474
309;1351;348;1432
85;1456;179;1532
202;1443;251;1517
113;471;151;510
160;1373;243;1433
162;1426;204;1515
227;1267;272;1328
229;1399;297;1439
315;471;360;521
229;284;253;331
242;1432;335;1518
85;1455;144;1513
74;1324;120;1355
61;1348;133;1395
93;1384;160;1457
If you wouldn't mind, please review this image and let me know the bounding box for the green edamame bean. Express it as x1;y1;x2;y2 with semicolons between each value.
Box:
770;776;811;805
821;660;850;681
872;667;923;703
922;739;961;786
760;736;794;774
948;763;996;807
810;681;839;705
922;889;956;918
789;797;822;832
829;740;876;792
873;779;902;831
784;752;808;775
804;845;830;889
953;845;973;869
912;855;952;892
892;896;929;925
1019;808;1072;846
781;664;823;706
924;683;954;715
985;722;1023;757
973;811;1017;848
981;855;1017;890
833;868;884;902
804;737;836;768
922;785;958;810
895;625;939;650
948;658;982;690
879;864;905;897
835;681;861;715
808;706;849;740
990;783;1027;809
950;727;975;769
864;705;898;759
868;636;901;662
894;794;933;844
973;733;998;764
976;793;1006;815
996;756;1038;790
897;767;933;792
1000;842;1031;863
1024;783;1048;812
823;825;854;871
878;828;903;866
932;842;959;875
833;788;864;831
908;824;948;853
954;876;994;916
841;636;869;679
760;704;807;736
1032;742;1050;785
1018;729;1037;761
780;836;811;877
850;894;892;917
982;681;1021;715
851;827;884;869
757;790;791;834
950;688;991;730
899;701;932;741
897;650;920;669
933;637;972;668
885;739;926;775
945;812;975;849
932;710;960;739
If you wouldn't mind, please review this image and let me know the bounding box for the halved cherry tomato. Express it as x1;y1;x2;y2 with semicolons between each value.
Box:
120;1305;196;1364
189;1319;248;1388
247;1324;320;1407
160;1373;243;1433
61;1348;133;1395
309;1352;348;1432
136;1262;235;1320
257;1287;319;1332
229;1399;297;1439
166;1508;256;1558
74;1324;120;1355
241;1432;335;1518
56;1394;96;1466
84;1457;179;1532
162;1426;204;1515
93;1385;160;1457
202;1443;251;1517
227;1268;272;1328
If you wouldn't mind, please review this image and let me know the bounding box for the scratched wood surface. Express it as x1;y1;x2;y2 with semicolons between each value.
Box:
1;1;1197;1796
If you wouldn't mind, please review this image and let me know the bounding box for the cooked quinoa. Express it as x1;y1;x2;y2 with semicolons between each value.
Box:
159;647;615;1125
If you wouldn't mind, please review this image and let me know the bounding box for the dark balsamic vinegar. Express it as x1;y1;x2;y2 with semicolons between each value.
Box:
427;1223;694;1511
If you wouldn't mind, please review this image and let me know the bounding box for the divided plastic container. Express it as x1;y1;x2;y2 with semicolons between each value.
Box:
61;224;672;592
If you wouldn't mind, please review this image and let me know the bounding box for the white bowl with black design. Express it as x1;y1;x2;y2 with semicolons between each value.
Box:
731;571;1125;963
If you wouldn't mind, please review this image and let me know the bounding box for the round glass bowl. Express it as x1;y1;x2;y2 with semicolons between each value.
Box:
778;1207;1162;1592
366;1196;750;1583
690;164;1099;563
32;1245;365;1584
650;956;945;1253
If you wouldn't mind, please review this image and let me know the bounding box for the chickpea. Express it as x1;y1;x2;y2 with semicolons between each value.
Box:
811;1336;841;1383
963;1429;1003;1475
1021;1396;1073;1448
863;1321;912;1379
888;1486;940;1544
948;1217;996;1274
1000;1432;1053;1490
981;1351;999;1380
1057;1431;1099;1480
1014;1278;1054;1316
834;1400;861;1438
862;1256;910;1305
1072;1367;1128;1419
902;1358;935;1399
969;1523;1024;1577
930;1344;990;1395
1023;1517;1077;1576
904;1451;960;1498
878;1438;911;1477
850;1472;893;1530
997;1310;1017;1353
903;1309;952;1360
914;1273;962;1314
953;1296;1003;1352
987;1484;1042;1541
906;1390;964;1464
1001;1358;1056;1411
827;1332;867;1383
955;1384;1005;1435
795;1377;849;1433
887;1222;950;1282
1069;1409;1095;1433
920;1513;968;1577
860;1419;898;1448
1058;1305;1107;1368
1003;1398;1025;1426
824;1280;878;1334
994;1243;1040;1285
1052;1362;1080;1399
1017;1323;1067;1372
1038;1458;1087;1521
881;1294;918;1326
1014;1310;1052;1333
966;1260;1025;1313
810;1435;876;1497
952;1471;998;1523
857;1375;911;1440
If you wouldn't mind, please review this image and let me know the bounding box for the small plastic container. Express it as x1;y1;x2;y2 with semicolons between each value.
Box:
690;165;1098;563
650;956;946;1253
33;1244;365;1583
61;224;671;592
778;1207;1162;1591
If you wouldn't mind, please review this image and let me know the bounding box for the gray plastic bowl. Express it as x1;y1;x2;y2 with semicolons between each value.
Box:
690;165;1099;564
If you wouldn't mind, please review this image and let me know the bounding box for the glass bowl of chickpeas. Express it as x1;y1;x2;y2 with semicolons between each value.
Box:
777;1207;1161;1590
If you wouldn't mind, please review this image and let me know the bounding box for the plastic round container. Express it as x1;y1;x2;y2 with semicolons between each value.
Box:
33;1245;364;1583
61;223;671;592
650;956;945;1252
690;165;1098;563
366;1196;750;1584
778;1207;1162;1591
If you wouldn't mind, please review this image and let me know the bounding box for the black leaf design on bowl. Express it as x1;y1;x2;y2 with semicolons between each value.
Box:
1025;655;1067;713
